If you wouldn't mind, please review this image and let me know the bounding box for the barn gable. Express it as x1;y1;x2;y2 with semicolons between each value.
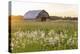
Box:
24;10;49;20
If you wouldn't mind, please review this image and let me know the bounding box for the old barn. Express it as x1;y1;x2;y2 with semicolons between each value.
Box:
24;10;49;21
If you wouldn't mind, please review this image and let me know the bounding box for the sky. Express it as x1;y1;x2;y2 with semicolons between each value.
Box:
11;1;78;17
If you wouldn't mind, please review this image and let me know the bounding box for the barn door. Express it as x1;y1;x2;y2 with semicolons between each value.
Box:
41;17;46;21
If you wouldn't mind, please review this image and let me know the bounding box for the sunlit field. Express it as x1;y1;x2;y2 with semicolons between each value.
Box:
10;16;78;53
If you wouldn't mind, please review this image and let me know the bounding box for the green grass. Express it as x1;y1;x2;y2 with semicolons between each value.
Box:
10;18;78;53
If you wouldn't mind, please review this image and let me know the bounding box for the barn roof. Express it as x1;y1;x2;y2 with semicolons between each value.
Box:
24;10;46;19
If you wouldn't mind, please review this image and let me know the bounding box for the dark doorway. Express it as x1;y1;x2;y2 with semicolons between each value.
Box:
41;17;46;21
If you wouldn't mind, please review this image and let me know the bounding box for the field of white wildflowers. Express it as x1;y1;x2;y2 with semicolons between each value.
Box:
10;20;78;53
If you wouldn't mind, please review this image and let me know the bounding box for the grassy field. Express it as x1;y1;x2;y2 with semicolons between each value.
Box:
10;16;78;53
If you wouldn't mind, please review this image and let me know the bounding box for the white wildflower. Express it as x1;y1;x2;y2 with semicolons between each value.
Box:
11;43;14;47
48;30;55;37
48;37;57;45
54;36;59;41
67;37;72;45
41;31;45;38
60;32;64;38
30;31;38;38
14;31;24;38
11;47;13;50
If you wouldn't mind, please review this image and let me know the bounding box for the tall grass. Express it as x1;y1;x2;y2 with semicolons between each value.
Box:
10;17;78;53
